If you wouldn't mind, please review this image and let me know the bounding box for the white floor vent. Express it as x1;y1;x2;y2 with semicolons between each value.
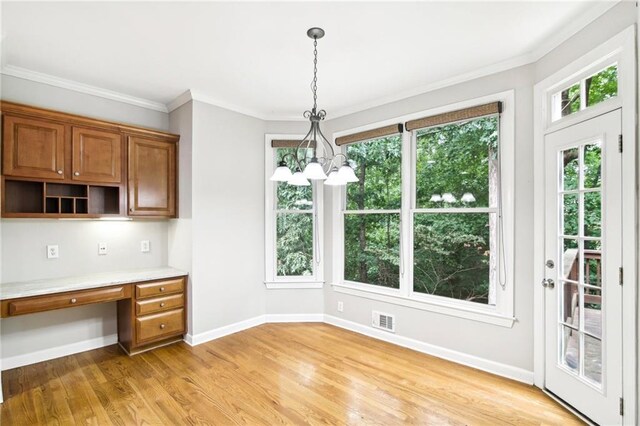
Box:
372;311;395;332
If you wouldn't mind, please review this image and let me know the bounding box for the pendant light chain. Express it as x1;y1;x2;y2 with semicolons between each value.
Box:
312;37;318;112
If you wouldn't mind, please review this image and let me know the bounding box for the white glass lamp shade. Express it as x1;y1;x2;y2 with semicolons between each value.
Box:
324;167;346;186
442;193;457;203
337;163;359;183
270;161;293;182
288;170;311;186
429;194;442;202
303;159;328;180
461;192;476;203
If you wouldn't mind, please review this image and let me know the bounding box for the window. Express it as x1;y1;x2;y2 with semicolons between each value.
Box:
552;64;618;121
333;93;514;326
265;137;323;287
343;135;402;288
413;116;499;305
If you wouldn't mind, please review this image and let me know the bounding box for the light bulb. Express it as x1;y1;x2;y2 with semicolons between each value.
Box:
288;170;311;186
324;167;346;186
270;161;293;181
303;158;328;180
337;163;359;183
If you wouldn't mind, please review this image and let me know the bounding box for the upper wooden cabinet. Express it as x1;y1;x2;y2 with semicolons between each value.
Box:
72;127;122;183
1;101;179;219
127;136;177;218
3;115;66;180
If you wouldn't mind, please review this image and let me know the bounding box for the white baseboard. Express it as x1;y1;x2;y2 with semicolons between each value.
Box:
324;315;534;384
2;334;118;371
184;315;266;346
264;313;324;323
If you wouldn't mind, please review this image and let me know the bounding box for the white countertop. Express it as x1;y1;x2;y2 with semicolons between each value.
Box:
0;267;188;300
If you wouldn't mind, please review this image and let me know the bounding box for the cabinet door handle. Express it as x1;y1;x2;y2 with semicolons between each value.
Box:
160;323;166;329
160;302;166;307
74;172;80;176
70;298;77;304
159;287;165;292
57;170;63;175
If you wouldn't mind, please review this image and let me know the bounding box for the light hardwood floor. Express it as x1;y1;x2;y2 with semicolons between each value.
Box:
1;323;581;425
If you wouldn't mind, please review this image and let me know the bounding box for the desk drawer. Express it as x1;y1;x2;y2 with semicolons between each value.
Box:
136;308;184;343
135;278;184;299
4;285;130;317
136;293;184;315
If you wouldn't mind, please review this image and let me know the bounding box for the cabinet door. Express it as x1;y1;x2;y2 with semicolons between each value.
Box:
72;127;122;183
2;115;65;179
128;136;176;217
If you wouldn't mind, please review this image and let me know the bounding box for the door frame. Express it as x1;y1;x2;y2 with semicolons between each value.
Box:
533;25;637;424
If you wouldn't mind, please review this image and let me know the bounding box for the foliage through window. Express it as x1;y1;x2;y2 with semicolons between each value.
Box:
344;135;401;288
553;64;618;121
413;117;499;305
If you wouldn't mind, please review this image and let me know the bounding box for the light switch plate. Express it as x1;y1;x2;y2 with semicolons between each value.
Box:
47;245;59;259
141;240;150;253
98;242;108;255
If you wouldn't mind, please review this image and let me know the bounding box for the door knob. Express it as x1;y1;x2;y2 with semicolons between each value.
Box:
541;278;555;289
546;260;555;269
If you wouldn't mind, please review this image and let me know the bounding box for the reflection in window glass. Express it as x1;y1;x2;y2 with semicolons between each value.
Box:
413;213;495;304
560;83;581;118
344;213;400;288
415;117;498;208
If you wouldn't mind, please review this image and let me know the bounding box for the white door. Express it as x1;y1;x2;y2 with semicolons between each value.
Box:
544;109;622;425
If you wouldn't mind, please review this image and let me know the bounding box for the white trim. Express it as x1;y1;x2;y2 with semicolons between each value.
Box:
332;283;515;328
533;25;637;424
184;316;266;346
324;315;533;384
264;281;324;289
1;334;118;371
1;65;168;112
264;314;324;323
332;90;516;326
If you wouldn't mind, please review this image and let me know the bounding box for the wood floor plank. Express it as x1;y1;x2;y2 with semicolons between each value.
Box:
1;323;582;425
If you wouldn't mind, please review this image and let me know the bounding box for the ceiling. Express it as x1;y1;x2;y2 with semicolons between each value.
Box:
1;1;614;119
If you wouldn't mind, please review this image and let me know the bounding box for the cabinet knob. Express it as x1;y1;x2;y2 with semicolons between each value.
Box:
160;302;166;307
74;171;80;176
57;170;63;175
160;323;166;329
159;287;165;292
70;298;77;304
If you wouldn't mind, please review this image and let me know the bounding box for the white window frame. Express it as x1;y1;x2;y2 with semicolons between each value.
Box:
332;91;515;327
264;134;324;289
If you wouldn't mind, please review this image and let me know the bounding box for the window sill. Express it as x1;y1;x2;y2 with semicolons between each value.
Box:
331;282;515;328
265;281;324;289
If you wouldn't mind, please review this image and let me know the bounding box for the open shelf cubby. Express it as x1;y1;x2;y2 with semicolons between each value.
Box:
3;179;121;217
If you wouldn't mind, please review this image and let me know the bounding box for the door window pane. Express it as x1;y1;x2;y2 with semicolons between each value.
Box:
582;143;601;189
562;148;579;190
276;213;313;276
584;192;602;237
346;136;402;210
584;334;602;385
415;117;498;208
561;281;580;326
584;288;602;338
562;325;580;373
562;239;579;281
413;213;494;304
586;64;618;107
583;241;602;287
344;213;400;288
562;194;579;236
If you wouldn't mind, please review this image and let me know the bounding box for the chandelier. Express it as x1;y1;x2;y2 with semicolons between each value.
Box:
270;27;358;186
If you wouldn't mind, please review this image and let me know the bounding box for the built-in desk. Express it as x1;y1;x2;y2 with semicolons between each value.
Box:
0;267;188;355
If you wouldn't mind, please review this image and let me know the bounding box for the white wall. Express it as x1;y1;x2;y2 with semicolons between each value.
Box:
0;76;171;367
189;101;266;336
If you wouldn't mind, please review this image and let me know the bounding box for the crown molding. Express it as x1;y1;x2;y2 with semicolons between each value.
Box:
1;65;168;113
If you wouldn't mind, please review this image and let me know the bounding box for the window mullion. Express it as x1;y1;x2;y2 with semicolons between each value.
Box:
400;129;412;298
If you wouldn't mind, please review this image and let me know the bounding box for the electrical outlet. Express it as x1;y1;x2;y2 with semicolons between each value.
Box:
98;242;108;255
337;301;344;312
141;240;150;253
47;245;59;259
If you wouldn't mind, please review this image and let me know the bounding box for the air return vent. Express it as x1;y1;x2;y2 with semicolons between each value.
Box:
372;311;395;332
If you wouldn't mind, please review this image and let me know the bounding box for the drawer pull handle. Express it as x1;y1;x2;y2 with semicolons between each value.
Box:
70;298;77;304
74;171;80;176
160;323;166;329
159;287;165;292
160;302;166;307
57;170;63;175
